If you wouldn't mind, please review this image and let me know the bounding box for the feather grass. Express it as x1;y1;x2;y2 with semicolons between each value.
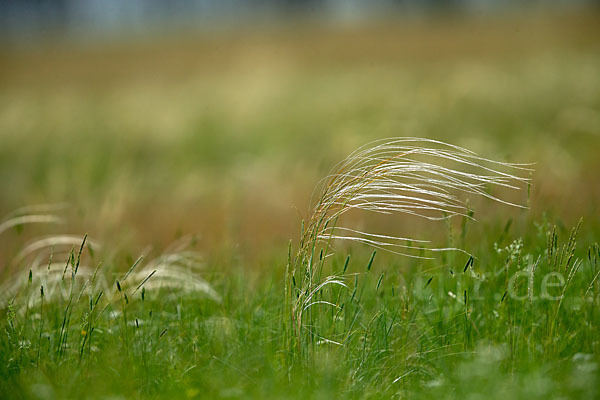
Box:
287;137;532;354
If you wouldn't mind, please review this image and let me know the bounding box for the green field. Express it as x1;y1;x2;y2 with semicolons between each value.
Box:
1;12;600;399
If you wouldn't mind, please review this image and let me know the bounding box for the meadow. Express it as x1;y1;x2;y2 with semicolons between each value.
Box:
1;11;600;399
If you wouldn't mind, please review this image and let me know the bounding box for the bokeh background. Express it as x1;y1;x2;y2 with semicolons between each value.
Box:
1;1;599;268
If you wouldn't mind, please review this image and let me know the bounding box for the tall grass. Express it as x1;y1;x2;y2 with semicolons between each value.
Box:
286;138;531;356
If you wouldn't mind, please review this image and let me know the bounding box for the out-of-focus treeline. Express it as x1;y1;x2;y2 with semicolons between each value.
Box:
1;0;597;41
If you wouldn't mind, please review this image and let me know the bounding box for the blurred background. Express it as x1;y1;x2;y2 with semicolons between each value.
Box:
1;1;599;266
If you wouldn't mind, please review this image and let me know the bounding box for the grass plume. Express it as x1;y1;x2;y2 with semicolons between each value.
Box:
288;137;532;354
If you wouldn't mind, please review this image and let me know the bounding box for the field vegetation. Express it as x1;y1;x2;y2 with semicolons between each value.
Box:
1;11;599;399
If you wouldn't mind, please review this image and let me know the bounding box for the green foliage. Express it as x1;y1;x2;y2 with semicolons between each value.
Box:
0;218;598;399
